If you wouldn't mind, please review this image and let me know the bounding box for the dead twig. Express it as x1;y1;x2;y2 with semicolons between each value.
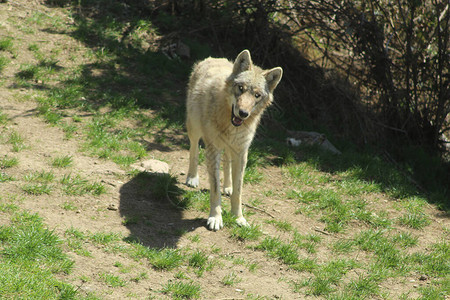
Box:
243;203;275;218
313;227;330;235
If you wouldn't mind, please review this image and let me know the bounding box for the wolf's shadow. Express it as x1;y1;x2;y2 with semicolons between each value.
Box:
119;172;205;249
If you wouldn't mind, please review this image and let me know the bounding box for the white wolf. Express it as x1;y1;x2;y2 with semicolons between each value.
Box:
185;50;282;231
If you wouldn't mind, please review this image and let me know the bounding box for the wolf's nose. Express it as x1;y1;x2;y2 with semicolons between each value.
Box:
239;109;249;118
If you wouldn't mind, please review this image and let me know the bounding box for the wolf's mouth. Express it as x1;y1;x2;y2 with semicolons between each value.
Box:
231;105;244;127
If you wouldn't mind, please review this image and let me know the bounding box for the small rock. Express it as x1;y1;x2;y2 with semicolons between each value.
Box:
107;204;118;211
235;289;243;293
419;275;428;281
180;171;186;175
132;159;170;174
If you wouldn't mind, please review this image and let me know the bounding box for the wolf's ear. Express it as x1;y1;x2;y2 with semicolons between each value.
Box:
264;67;283;92
233;50;253;74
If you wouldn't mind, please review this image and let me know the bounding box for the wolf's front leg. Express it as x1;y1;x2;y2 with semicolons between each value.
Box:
231;151;249;227
206;144;223;231
223;150;232;196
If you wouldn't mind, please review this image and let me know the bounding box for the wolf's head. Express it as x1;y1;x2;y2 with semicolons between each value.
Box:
227;50;282;127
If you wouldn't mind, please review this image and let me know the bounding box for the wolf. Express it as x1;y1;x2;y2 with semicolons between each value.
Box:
185;50;282;231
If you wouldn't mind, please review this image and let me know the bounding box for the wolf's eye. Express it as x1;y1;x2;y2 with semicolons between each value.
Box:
255;93;261;98
238;85;244;92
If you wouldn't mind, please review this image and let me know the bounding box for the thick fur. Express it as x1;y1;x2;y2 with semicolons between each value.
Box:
185;50;282;231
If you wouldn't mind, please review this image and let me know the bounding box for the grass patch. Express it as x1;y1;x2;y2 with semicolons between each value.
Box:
7;130;27;152
0;55;9;73
161;280;201;299
230;224;263;241
52;155;73;168
89;231;122;246
0;156;18;169
64;228;92;257
0;37;14;52
22;183;53;195
293;231;322;254
221;272;242;286
397;197;431;229
0;212;76;299
188;250;211;276
99;272;127;287
129;243;185;271
84;112;147;166
266;219;293;232
296;259;357;296
182;190;210;212
256;236;300;266
147;248;184;270
24;170;55;183
0;172;15;182
60;173;106;196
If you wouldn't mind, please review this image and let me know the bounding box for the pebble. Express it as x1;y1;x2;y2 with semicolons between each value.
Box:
419;275;428;281
107;204;118;211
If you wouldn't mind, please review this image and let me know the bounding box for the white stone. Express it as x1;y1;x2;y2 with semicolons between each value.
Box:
133;159;169;174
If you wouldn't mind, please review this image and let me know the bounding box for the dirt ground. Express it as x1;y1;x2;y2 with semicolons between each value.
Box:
0;1;449;299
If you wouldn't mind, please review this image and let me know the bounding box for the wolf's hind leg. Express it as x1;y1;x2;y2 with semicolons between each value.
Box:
186;130;200;187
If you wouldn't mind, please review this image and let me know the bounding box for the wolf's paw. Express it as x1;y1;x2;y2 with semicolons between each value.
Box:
223;186;233;196
207;216;224;231
235;217;249;227
186;176;199;188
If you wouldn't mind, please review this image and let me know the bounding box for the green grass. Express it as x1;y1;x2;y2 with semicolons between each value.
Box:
230;224;263;241
188;250;209;269
7;130;27;152
266;219;293;232
133;172;188;208
60;173;106;196
22;183;53;195
16;63;41;80
64;228;92;257
182;190;210;212
221;272;242;286
293;231;322;253
290;188;352;233
52;155;73;168
296;259;357;296
0;212;77;298
89;231;122;246
0;111;8;125
0;156;18;169
397;197;431;229
188;250;211;276
22;171;55;195
24;170;55;183
256;236;300;266
61;201;78;211
0;37;14;52
0;55;9;73
161;280;201;299
99;272;127;287
147;248;184;270
0;172;15;182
